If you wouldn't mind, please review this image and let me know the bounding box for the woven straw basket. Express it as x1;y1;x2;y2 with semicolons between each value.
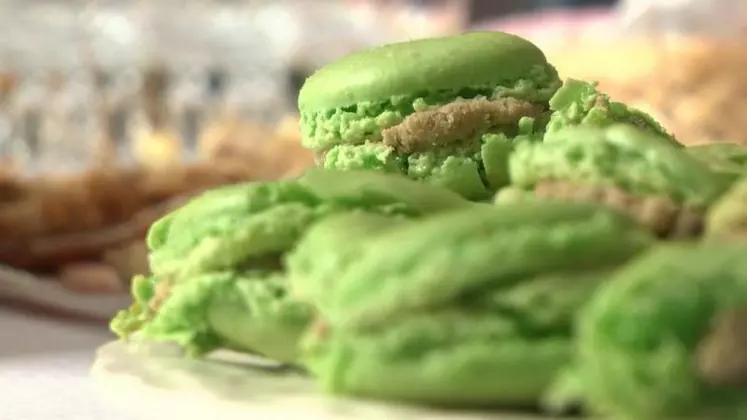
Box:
545;37;747;146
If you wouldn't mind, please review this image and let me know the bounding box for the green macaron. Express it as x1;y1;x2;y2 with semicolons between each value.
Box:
146;168;471;280
570;243;747;419
298;31;561;200
546;79;678;146
111;169;473;360
289;202;655;406
509;124;729;208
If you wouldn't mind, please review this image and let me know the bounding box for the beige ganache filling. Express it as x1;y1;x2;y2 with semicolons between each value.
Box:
148;279;173;312
380;97;543;154
533;180;704;239
696;308;747;387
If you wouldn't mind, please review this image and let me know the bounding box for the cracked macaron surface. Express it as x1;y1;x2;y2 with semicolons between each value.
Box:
110;169;473;360
289;202;654;405
298;31;561;199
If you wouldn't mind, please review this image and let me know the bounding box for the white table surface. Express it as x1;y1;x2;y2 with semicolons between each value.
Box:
0;307;134;420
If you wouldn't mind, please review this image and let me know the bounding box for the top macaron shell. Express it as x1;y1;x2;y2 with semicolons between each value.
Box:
298;31;557;111
145;169;474;279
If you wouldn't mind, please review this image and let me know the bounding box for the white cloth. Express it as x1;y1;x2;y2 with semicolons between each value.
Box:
0;308;133;420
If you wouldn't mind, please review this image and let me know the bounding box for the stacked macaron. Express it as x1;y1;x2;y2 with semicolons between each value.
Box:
110;169;474;361
298;31;562;200
109;30;747;420
497;124;733;238
287;202;654;406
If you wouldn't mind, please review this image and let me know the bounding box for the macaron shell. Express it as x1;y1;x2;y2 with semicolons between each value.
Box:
575;244;747;419
546;79;676;146
207;273;312;364
405;152;488;200
110;274;157;339
298;168;473;213
483;269;610;333
480;133;515;190
146;180;320;254
287;212;411;306
687;142;747;178
149;170;474;278
509;125;727;207
149;202;320;278
139;272;237;356
298;31;556;111
135;270;312;363
302;309;571;406
319;203;652;329
322;144;404;173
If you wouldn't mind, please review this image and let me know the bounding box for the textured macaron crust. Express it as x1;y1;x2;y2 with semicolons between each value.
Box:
509;124;728;207
303;303;574;406
546;79;677;146
287;212;413;307
112;271;312;360
307;202;653;329
303;271;609;406
111;169;473;360
299;31;558;117
293;203;654;405
298;32;560;199
145;168;471;280
573;244;747;419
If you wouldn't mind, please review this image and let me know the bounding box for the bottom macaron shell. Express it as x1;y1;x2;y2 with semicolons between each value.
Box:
137;271;311;362
302;310;571;407
574;244;747;419
207;274;312;364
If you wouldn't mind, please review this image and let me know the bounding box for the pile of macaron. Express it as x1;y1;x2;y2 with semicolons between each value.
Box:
111;32;747;419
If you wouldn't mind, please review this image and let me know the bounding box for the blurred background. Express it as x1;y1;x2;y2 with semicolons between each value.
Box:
1;0;747;317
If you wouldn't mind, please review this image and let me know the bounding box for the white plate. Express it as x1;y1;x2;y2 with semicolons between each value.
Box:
91;340;561;420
